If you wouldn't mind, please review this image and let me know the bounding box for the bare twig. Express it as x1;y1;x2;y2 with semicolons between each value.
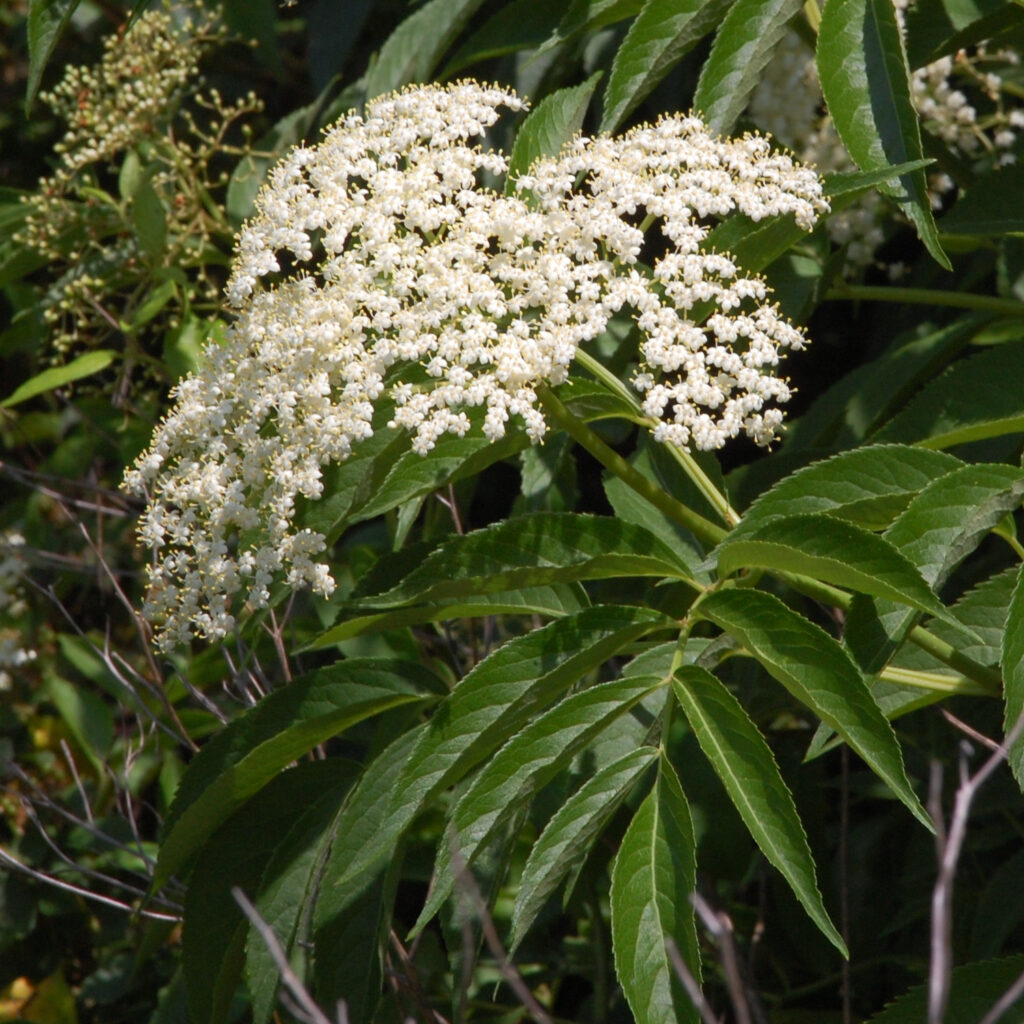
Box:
60;739;94;825
448;840;555;1024
928;711;1024;1024
939;709;1002;752
231;886;336;1024
977;965;1024;1024
0;847;180;921
665;935;720;1024
692;893;755;1024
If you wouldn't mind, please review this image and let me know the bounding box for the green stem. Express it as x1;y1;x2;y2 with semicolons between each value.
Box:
879;665;991;697
774;571;1002;694
537;384;726;554
541;384;1002;693
572;348;740;526
827;283;1024;317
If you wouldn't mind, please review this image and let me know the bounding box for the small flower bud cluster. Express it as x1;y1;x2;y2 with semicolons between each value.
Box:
0;533;35;690
749;12;1022;272
127;81;827;649
18;6;262;381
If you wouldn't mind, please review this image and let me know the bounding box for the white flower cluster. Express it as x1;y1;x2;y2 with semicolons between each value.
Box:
0;533;35;690
126;81;827;648
749;14;1022;271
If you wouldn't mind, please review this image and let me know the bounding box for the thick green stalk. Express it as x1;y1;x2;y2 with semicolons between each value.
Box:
537;384;726;553
571;348;740;526
542;384;1002;693
774;571;1002;694
828;283;1024;317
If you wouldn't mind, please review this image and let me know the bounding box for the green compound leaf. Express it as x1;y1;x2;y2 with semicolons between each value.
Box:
183;760;350;1024
693;0;802;135
507;73;603;192
601;0;734;133
671;667;846;955
347;512;697;610
325;606;674;891
874;342;1024;449
611;752;700;1024
715;513;968;632
817;0;950;268
155;660;435;889
413;674;668;934
245;764;359;1024
1003;565;1024;791
729;445;962;535
510;747;657;952
1;350;118;409
364;0;487;100
844;463;1024;674
26;0;81;113
695;588;930;829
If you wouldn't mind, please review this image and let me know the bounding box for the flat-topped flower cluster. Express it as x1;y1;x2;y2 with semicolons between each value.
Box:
126;81;828;648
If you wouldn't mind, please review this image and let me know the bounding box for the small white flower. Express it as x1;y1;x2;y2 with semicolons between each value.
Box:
128;81;827;648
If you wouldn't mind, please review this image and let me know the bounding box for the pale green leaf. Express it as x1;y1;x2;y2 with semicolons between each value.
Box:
845;463;1024;673
413;674;668;933
348;512;697;610
672;667;845;954
1;350;118;408
715;513;968;631
611;752;699;1024
1003;565;1024;790
314;584;588;646
729;445;961;535
26;0;81;113
325;606;673;891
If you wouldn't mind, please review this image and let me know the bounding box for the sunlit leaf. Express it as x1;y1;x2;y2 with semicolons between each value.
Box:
611;752;699;1024
601;0;734;133
696;588;930;828
672;667;846;954
510;747;657;951
1;350;118;408
693;0;802;134
817;0;950;267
